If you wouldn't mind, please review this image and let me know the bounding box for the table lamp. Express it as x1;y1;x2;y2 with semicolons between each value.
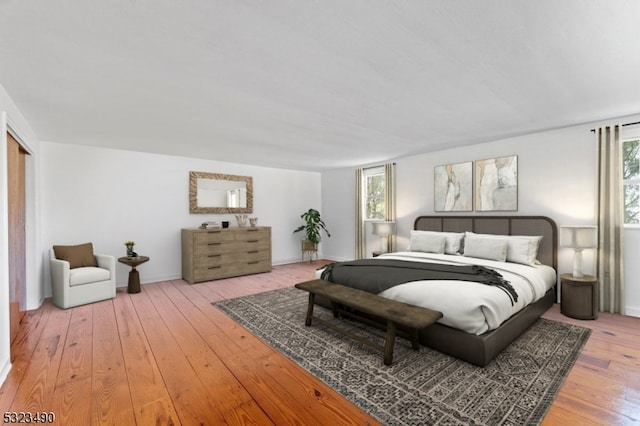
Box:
372;221;395;253
559;226;598;278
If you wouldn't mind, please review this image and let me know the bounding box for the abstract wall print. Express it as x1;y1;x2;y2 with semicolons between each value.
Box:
434;161;473;211
475;155;518;211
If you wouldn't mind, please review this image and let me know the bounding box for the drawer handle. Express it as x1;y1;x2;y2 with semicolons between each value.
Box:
247;240;259;243
248;261;259;265
208;254;221;258
208;242;222;246
208;266;221;270
247;250;259;254
247;228;258;232
206;230;221;233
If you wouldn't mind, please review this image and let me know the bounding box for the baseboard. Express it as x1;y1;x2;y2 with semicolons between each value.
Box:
323;256;351;262
272;258;307;266
273;256;352;266
624;306;640;318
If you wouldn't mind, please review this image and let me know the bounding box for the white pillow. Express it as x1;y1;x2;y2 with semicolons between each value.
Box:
463;236;508;262
408;230;464;254
407;231;447;254
464;232;542;265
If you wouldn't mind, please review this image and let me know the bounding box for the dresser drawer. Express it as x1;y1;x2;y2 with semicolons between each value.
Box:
193;249;270;268
194;259;272;282
193;239;270;255
193;230;235;244
233;228;270;241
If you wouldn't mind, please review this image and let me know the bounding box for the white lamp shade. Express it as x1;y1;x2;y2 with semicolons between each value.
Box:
372;221;395;237
559;226;598;249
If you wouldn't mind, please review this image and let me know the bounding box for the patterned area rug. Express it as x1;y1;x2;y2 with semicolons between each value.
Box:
214;287;590;425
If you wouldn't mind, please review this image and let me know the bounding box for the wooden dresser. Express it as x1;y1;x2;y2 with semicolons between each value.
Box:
181;227;272;284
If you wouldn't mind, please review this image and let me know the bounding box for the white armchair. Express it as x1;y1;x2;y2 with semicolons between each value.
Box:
49;243;116;309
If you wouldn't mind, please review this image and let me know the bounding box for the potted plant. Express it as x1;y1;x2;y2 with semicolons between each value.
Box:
293;208;331;261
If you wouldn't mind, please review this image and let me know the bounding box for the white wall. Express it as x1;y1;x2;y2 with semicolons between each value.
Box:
321;115;640;316
40;142;321;294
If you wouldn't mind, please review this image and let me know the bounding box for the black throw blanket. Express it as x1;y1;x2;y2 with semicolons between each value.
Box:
320;259;518;305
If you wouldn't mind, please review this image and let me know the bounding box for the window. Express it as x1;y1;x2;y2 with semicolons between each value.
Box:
623;138;640;225
364;166;385;220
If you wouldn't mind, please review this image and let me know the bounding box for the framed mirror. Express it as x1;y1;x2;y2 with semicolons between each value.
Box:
189;171;253;214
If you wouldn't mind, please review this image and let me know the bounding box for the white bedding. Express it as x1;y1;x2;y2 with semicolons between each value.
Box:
316;251;556;335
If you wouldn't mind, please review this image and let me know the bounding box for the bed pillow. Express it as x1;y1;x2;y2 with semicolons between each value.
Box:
464;232;542;265
408;230;464;254
462;235;508;262
53;242;98;269
407;231;447;254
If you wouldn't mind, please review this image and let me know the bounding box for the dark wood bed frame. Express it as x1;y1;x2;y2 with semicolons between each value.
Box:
317;215;558;367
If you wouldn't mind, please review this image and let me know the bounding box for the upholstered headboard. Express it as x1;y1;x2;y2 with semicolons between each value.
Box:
414;215;558;271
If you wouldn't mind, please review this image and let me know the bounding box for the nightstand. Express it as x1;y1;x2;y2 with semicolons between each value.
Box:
560;273;598;320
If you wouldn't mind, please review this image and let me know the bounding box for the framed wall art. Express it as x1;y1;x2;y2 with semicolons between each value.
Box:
475;155;518;211
434;161;473;211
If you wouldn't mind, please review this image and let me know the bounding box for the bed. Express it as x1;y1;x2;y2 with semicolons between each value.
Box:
316;215;557;367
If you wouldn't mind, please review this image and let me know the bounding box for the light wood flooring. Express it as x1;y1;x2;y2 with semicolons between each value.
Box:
1;261;639;425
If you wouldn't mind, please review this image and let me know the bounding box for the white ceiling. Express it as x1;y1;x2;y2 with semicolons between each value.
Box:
1;1;639;171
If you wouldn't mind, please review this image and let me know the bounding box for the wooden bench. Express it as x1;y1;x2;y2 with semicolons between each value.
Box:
294;279;443;366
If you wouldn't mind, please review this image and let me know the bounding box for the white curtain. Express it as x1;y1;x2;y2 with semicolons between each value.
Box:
355;168;366;259
596;125;625;314
384;163;396;252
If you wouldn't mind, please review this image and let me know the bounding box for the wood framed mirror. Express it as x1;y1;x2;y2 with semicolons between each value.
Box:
189;171;253;214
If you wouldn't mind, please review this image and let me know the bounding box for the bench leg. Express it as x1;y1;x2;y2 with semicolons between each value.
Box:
410;329;420;350
304;293;315;326
383;320;396;366
329;301;339;318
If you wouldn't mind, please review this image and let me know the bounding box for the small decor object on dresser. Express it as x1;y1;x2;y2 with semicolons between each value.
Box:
561;273;599;320
235;214;248;227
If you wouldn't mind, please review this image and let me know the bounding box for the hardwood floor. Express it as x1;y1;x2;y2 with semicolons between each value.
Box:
1;261;639;425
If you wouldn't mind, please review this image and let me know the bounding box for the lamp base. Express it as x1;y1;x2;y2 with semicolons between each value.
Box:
379;236;389;253
572;249;584;278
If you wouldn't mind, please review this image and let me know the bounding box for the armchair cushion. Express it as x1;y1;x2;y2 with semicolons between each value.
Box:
53;242;98;269
69;267;111;287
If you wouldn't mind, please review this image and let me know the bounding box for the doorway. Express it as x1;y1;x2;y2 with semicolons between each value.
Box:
7;132;27;353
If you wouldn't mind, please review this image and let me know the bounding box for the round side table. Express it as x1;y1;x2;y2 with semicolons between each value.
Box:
560;273;598;320
118;256;150;294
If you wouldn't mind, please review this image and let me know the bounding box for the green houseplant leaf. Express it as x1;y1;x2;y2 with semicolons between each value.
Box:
293;208;331;244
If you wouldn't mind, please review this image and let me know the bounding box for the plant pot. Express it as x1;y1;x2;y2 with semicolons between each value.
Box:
301;239;318;252
301;239;318;263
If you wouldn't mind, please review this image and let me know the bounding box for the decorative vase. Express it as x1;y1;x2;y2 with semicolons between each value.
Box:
249;217;258;227
126;247;134;257
235;214;248;227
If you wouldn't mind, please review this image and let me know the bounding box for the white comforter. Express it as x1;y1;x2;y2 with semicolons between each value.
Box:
317;252;556;335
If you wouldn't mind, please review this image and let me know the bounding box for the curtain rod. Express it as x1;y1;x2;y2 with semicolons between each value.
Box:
362;162;396;170
590;120;640;132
